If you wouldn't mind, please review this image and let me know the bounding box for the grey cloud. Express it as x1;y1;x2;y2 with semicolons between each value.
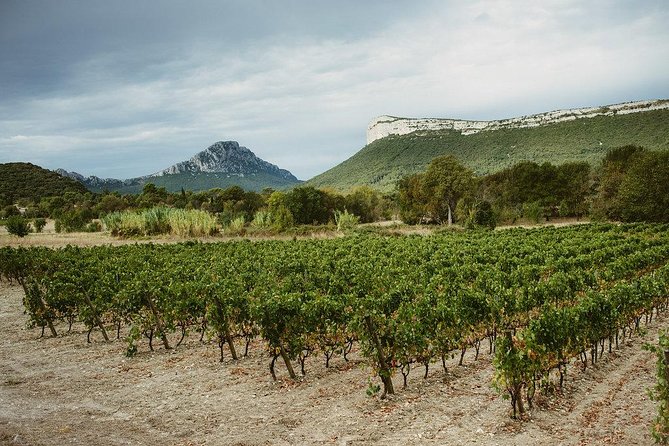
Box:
1;0;668;180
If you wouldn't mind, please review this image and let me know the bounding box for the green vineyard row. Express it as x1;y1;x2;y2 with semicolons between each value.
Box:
2;223;669;416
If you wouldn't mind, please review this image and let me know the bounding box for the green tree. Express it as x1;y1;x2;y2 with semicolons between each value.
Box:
6;215;31;237
617;151;669;222
397;174;426;224
593;145;646;220
33;218;47;233
283;186;330;225
345;186;381;223
2;204;20;218
422;156;475;225
472;200;496;229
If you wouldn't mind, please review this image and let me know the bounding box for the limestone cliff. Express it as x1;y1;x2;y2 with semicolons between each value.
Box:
367;99;669;144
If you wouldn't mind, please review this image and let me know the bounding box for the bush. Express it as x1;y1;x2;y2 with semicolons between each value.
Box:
522;201;544;224
272;205;294;231
472;201;496;229
334;209;359;232
225;216;246;236
102;207;218;237
6;215;31;237
251;210;272;229
1;205;20;219
85;221;103;232
33;218;47;233
56;209;91;232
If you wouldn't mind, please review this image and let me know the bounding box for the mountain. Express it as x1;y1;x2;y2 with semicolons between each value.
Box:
307;99;669;192
0;162;89;203
58;141;301;193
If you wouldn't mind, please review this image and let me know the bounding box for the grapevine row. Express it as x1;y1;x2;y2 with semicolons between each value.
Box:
1;223;668;407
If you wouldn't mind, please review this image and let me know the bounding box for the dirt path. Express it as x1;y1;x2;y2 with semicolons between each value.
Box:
0;281;661;445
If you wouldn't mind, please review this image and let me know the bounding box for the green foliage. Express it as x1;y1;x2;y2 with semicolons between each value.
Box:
307;109;669;192
102;207;218;237
4;222;669;405
522;201;544;223
283;186;332;225
333;209;359;232
85;221;103;232
397;174;426;224
251;210;272;229
344;186;387;223
616;151;669;222
5;215;31;237
471;201;496;229
272;205;294;231
645;331;669;444
33;218;47;233
225;216;246;236
55;209;93;233
1;205;20;219
422;155;475;224
0;162;88;203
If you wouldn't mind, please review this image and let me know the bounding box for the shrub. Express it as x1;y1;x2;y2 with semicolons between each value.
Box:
226;216;246;236
522;201;543;224
56;209;91;232
272;205;294;231
251;210;272;229
33;218;47;233
1;205;20;219
472;201;496;229
85;221;103;232
103;207;217;237
6;215;31;237
334;209;359;232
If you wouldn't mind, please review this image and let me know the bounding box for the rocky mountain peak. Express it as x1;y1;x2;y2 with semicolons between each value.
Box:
152;141;297;181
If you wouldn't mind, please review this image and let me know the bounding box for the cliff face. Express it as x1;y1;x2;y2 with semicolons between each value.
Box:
366;100;669;144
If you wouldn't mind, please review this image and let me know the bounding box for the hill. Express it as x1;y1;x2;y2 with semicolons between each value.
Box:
0;162;89;204
58;141;301;193
308;100;669;192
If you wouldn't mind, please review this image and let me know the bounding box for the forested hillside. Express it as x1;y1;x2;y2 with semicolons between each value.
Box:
0;162;89;205
308;109;669;192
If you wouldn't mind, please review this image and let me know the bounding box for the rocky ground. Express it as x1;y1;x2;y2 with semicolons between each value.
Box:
0;279;662;446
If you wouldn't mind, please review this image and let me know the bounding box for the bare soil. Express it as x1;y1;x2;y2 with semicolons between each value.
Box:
0;280;661;446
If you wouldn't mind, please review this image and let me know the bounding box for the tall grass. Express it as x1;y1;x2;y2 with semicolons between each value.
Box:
102;207;218;237
225;215;246;236
251;210;272;229
334;209;359;232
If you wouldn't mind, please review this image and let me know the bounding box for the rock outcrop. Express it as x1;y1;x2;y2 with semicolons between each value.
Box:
151;141;297;181
367;99;669;144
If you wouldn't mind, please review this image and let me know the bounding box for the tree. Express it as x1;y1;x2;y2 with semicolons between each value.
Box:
33;218;47;233
283;186;330;225
345;186;381;223
397;174;426;224
593;145;646;220
421;156;475;225
6;215;31;237
616;151;669;222
472;201;496;229
1;204;20;219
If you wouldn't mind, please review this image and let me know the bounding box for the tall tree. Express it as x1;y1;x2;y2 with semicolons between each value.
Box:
617;151;669;222
421;156;475;225
397;174;426;225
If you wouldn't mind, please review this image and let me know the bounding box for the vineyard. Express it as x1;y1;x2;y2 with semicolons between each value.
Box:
2;223;669;425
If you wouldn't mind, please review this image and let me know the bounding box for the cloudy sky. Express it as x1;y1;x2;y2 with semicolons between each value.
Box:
1;0;668;180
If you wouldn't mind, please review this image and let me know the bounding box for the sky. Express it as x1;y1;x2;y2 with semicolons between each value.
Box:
1;0;668;180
